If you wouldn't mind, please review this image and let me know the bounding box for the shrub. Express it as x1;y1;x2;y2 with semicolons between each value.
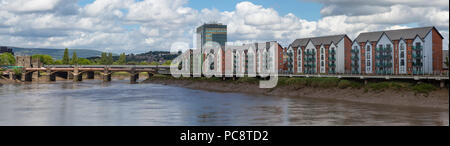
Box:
412;83;437;94
236;77;259;84
367;82;390;91
338;80;351;89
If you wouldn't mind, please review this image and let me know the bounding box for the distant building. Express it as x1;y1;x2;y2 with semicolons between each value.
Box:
0;46;14;55
196;23;227;72
196;23;227;50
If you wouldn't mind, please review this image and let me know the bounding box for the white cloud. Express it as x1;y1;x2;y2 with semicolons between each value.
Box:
0;0;448;54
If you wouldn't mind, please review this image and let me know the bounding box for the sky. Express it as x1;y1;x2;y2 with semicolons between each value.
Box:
0;0;448;54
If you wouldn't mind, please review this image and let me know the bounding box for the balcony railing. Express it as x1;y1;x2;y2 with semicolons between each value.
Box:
329;50;336;54
328;56;336;61
413;62;423;67
412;53;422;59
412;46;423;51
385;47;392;52
351;61;359;67
376;48;382;52
328;63;336;67
384;55;392;60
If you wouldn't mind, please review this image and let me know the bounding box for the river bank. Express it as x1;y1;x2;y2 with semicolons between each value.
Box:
143;76;449;110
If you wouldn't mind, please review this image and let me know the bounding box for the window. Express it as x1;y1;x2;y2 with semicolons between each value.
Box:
321;55;324;60
401;60;405;66
366;45;371;52
321;48;324;53
400;44;405;50
386;44;391;48
321;62;324;66
367;61;371;66
400;51;405;58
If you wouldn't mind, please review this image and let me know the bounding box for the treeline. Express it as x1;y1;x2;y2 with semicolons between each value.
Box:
0;53;15;66
32;48;172;65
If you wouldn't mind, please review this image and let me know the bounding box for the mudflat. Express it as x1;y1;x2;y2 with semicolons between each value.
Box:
143;78;449;110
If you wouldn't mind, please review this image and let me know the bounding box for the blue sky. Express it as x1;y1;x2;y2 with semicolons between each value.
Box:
187;0;323;21
78;0;323;20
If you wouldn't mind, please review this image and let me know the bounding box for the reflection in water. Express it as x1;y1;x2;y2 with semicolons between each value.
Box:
0;80;448;126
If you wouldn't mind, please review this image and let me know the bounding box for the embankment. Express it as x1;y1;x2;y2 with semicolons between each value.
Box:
143;76;449;110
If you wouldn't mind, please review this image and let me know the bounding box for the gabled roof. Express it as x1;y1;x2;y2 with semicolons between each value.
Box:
355;26;441;43
291;34;347;48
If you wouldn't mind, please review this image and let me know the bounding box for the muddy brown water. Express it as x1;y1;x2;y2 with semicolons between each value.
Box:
0;79;448;126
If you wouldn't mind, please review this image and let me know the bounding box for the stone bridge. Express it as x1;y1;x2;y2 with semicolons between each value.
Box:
22;65;171;84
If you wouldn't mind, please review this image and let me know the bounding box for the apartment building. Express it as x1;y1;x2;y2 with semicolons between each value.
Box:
288;35;352;74
353;26;444;75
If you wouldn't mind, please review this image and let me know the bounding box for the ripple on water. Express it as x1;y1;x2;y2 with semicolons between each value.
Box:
0;80;448;126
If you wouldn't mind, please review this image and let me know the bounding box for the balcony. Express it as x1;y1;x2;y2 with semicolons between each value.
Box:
413;69;423;74
328;56;336;61
413;62;423;67
412;53;422;59
375;54;382;60
328;63;336;67
383;62;392;68
351;61;359;67
329;50;336;54
384;55;392;60
385;47;392;52
376;48;383;52
412;46;423;51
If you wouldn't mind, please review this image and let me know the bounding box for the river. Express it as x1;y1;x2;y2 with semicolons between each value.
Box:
0;80;448;126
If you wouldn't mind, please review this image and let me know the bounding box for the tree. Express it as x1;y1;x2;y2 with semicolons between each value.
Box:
0;53;15;66
149;61;159;65
53;60;63;65
100;52;107;65
32;54;54;65
62;48;70;64
78;58;92;65
107;53;113;65
116;53;126;65
71;51;78;65
162;60;172;65
139;61;149;65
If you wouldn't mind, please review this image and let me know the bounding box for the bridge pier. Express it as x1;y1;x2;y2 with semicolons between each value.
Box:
130;72;139;84
67;71;73;80
9;72;14;80
46;69;56;82
73;66;82;82
102;73;111;82
73;74;83;82
102;67;111;82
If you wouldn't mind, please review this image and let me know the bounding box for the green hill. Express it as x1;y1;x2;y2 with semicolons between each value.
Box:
11;47;115;60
